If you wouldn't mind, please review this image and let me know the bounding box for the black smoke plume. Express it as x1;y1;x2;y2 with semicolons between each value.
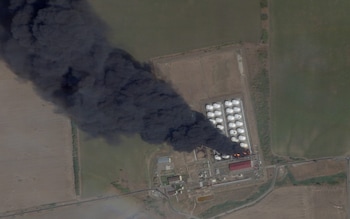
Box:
0;0;243;155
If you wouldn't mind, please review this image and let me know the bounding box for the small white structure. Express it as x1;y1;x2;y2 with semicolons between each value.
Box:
225;108;234;114
238;135;246;141
231;137;239;142
233;107;241;113
236;121;243;127
240;143;248;148
213;103;221;109
227;115;235;121
214;110;222;117
224;101;233;107
237;128;245;134
232;99;240;105
229;129;238;136
206;104;214;111
215;118;223;123
234;114;242;120
216;124;224;130
228;122;236;128
209;119;217;125
222;154;230;159
207;112;215;118
214;155;222;161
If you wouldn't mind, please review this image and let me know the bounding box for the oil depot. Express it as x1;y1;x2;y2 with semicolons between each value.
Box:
205;98;252;160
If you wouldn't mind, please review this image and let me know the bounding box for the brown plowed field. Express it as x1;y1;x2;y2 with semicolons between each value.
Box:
289;159;346;181
225;185;346;219
0;62;75;212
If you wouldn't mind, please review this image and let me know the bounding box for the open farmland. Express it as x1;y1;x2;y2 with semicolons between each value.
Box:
270;0;350;158
88;0;260;61
79;133;159;198
0;62;75;212
224;185;346;219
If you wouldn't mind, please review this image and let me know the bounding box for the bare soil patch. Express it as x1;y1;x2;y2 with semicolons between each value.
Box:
0;62;75;212
289;159;346;181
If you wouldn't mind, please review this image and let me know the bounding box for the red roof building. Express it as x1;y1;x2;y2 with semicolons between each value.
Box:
229;160;251;171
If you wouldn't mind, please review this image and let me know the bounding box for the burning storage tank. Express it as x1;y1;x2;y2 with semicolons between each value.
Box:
206;104;214;111
224;100;233;107
225;108;234;114
207;112;215;118
232;99;240;106
229;129;238;136
228;122;236;129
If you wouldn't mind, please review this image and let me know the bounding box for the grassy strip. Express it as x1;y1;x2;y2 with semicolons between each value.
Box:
110;181;130;194
290;171;346;186
200;182;271;218
71;121;80;196
250;68;282;164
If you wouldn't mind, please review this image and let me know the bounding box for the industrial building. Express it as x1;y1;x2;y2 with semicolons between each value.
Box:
228;160;252;171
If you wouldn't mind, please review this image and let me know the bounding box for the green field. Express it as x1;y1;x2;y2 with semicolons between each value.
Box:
80;132;159;197
88;0;261;61
270;0;350;158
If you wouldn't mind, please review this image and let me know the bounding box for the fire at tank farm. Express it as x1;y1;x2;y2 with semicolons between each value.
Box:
150;45;265;205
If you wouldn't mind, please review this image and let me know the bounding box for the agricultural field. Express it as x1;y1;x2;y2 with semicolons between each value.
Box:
0;62;75;212
79;132;160;198
270;0;350;158
88;0;261;61
224;185;347;219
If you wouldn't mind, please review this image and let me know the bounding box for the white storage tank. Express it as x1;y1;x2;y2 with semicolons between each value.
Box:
228;122;236;128
213;103;221;109
214;155;222;161
234;114;242;120
236;121;243;127
238;135;247;141
216;124;224;130
207;112;215;118
233;107;241;113
225;108;234;114
215;118;223;123
237;128;245;134
227;115;235;121
240;143;249;148
209;119;217;125
206;104;214;111
214;110;222;116
231;137;239;142
232;99;240;105
229;129;238;136
224;100;233;107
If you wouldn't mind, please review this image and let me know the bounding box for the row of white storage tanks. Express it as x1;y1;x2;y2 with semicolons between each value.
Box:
206;110;241;118
205;99;241;111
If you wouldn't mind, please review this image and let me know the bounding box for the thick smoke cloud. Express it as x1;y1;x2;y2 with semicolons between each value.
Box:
0;0;243;154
